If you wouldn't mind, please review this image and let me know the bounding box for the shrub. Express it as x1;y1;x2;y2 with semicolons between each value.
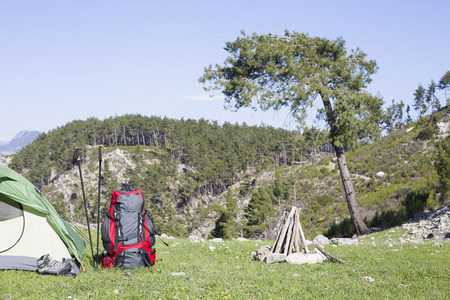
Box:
315;194;335;206
368;209;407;228
324;217;355;238
318;158;330;166
417;126;438;140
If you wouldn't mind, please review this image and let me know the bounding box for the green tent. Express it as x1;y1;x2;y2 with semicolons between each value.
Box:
0;165;85;270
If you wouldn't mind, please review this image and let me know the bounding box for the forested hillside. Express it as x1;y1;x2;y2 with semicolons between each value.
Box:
8;109;450;239
9;115;330;236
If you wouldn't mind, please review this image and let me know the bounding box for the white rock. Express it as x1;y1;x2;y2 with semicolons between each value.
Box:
265;253;286;264
313;235;330;246
305;239;314;247
286;249;326;265
256;245;271;261
330;238;358;246
375;171;385;178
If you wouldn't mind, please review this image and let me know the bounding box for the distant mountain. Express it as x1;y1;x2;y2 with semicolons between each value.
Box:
0;130;41;156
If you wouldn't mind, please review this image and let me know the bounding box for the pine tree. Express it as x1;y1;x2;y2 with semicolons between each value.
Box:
413;84;427;118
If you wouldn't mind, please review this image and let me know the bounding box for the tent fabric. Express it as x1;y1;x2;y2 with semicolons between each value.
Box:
0;205;71;259
0;165;85;268
0;256;39;271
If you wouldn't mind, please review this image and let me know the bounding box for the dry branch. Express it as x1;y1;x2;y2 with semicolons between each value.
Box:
315;245;349;264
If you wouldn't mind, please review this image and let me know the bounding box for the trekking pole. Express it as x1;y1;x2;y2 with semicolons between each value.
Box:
95;145;102;270
72;147;95;268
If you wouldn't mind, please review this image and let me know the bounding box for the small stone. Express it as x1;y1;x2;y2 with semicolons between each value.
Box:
255;245;271;261
330;238;358;246
375;171;385;178
313;235;330;246
265;253;286;264
362;276;375;282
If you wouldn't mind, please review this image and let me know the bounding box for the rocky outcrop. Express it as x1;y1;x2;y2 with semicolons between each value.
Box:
402;203;450;240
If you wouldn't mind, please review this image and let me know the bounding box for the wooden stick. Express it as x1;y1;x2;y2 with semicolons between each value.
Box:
315;245;349;264
297;208;309;254
284;211;294;255
271;211;287;253
274;207;296;253
292;208;300;252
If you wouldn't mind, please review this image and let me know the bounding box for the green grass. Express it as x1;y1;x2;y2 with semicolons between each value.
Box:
1;229;449;299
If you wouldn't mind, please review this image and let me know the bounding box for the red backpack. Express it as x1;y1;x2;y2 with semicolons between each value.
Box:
101;190;156;269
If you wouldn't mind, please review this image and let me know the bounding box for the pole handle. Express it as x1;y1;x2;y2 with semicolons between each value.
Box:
72;147;80;165
98;145;103;162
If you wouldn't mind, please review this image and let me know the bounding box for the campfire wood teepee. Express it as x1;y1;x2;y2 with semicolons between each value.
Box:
271;206;309;255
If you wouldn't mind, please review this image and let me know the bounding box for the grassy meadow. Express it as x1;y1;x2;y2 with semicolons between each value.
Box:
1;227;449;300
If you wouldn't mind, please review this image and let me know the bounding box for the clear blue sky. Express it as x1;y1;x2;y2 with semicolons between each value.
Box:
1;0;449;139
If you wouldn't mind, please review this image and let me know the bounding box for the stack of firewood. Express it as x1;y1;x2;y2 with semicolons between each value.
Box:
271;206;309;255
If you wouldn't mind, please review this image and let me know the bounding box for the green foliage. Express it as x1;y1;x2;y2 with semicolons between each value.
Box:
318;157;330;166
325;217;355;238
402;175;438;218
316;194;335;206
308;195;335;213
417;125;438;140
210;191;241;239
368;209;407;228
200;30;383;149
413;84;427;118
435;135;450;192
244;188;276;238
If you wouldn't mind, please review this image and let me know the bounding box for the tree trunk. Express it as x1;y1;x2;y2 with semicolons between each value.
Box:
321;93;369;236
335;144;369;235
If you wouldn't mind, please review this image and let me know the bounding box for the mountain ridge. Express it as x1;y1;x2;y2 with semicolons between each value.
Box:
0;130;41;156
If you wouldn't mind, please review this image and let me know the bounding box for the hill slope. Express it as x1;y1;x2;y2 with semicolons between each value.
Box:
7;110;450;238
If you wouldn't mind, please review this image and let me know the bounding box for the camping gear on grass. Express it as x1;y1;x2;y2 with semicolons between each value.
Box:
102;190;156;269
0;165;85;271
36;254;82;276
